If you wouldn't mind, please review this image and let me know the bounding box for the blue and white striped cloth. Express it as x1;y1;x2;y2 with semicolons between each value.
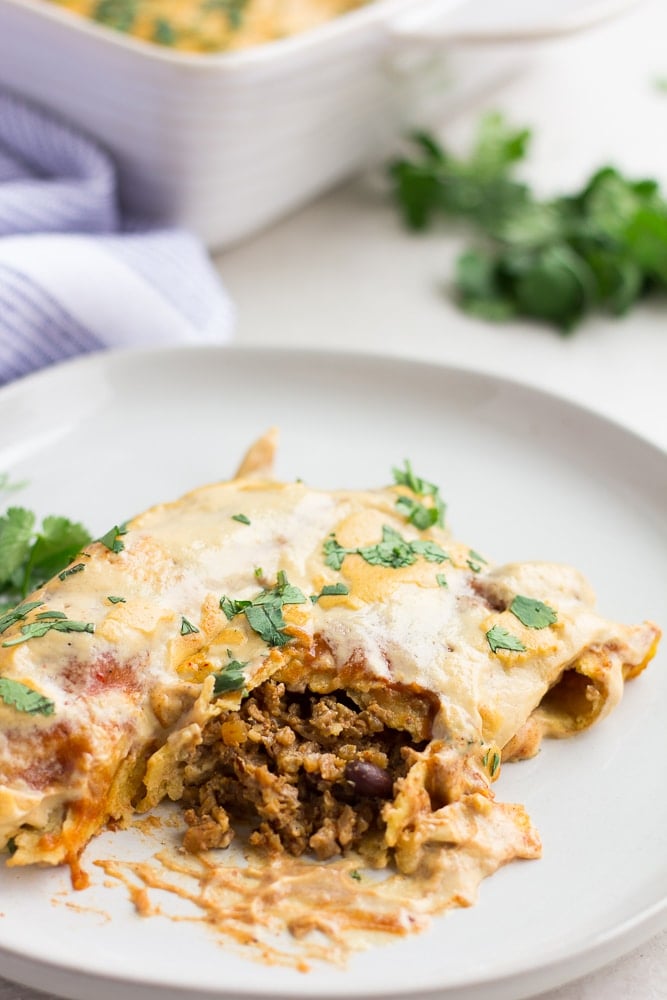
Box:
0;89;234;384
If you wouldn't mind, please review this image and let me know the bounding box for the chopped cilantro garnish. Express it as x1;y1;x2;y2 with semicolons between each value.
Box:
98;522;129;554
323;536;349;572
392;461;440;498
349;870;362;882
311;583;350;603
107;596;126;604
436;573;448;588
58;563;85;581
393;461;446;529
93;0;137;31
486;625;526;654
410;539;449;564
0;677;54;716
395;494;439;530
231;514;251;525
203;0;249;30
359;526;416;568
510;595;558;629
325;526;448;571
220;571;306;648
153;16;176;44
482;748;501;777
180;617;199;636
2;613;94;647
0;601;43;636
212;658;247;696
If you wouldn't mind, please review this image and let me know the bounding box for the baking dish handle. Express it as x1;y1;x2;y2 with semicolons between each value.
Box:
388;0;643;45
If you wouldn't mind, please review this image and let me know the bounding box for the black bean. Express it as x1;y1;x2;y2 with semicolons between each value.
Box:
344;761;393;798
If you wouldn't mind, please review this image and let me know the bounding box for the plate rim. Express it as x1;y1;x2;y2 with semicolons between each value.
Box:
0;342;664;1000
0;341;665;463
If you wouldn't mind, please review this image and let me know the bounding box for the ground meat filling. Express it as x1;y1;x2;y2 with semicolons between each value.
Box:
180;680;428;863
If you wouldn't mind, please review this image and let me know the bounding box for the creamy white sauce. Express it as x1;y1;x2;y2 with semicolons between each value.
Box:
0;475;658;871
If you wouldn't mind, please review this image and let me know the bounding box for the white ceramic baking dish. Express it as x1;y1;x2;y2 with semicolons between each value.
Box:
0;0;639;248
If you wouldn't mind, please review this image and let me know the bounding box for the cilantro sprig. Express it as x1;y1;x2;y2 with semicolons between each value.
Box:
390;112;667;332
0;508;91;608
220;571;306;647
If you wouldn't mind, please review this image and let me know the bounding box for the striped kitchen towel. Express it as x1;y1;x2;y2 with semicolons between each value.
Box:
0;89;234;384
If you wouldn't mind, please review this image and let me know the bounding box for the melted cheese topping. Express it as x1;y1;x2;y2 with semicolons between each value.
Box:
0;444;659;917
45;0;368;53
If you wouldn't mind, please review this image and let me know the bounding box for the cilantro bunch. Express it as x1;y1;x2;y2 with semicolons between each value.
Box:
0;508;91;611
389;112;667;332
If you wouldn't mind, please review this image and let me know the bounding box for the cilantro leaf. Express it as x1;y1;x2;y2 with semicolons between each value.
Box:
0;677;54;716
212;659;247;696
325;527;448;571
219;573;306;648
98;523;128;554
220;595;251;620
392;461;440;498
486;625;526;654
58;563;85;581
410;539;448;564
395;495;440;530
0;601;43;635
244;603;292;647
393;461;446;528
323;536;351;571
466;548;487;573
2;616;95;646
509;595;558;629
180;617;199;636
311;583;350;603
231;513;251;525
358;525;416;569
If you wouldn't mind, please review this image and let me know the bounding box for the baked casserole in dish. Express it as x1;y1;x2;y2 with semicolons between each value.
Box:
0;0;633;247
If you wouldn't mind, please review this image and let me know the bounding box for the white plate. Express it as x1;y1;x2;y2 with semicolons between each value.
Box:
0;345;664;1000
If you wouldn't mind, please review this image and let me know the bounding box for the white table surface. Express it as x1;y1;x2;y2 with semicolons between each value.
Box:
1;1;665;999
215;2;667;998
